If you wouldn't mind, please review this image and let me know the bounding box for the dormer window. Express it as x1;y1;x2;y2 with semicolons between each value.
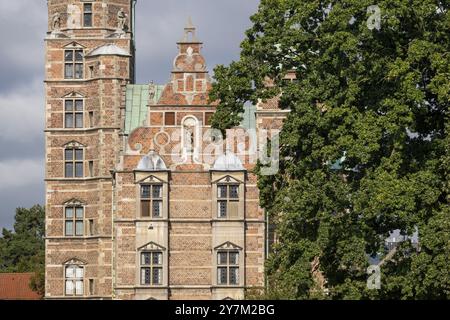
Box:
65;49;84;79
83;3;93;27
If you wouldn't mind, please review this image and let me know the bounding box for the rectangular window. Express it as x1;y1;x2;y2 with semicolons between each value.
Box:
89;279;94;296
65;148;84;178
65;99;83;128
65;206;84;237
217;184;240;218
83;3;93;27
140;251;163;286
217;251;239;286
65;266;84;296
65;49;84;79
165;112;175;126
140;184;163;218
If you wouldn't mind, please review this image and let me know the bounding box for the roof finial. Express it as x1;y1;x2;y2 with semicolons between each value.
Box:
181;16;199;42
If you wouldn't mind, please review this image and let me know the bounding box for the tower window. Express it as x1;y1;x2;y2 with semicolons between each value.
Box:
217;184;240;218
64;99;83;128
140;184;163;218
64;49;84;79
140;251;163;285
217;251;239;286
83;3;93;27
65;265;84;296
65;206;84;237
65;147;84;178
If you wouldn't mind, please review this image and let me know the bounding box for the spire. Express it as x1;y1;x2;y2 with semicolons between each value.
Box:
180;16;200;43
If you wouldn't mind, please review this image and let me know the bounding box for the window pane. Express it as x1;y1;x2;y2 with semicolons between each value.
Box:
65;113;74;128
75;221;84;236
229;252;239;265
65;100;74;111
75;280;83;296
141;185;151;198
75;162;83;178
153;268;162;285
152;252;162;265
75;149;83;160
218;201;227;218
218;252;227;265
84;14;92;27
75;113;83;128
218;185;227;198
66;280;74;295
229;267;239;285
65;163;74;178
75;51;83;62
65;50;73;62
152;201;162;218
141;268;151;285
66;266;74;278
75;207;83;218
84;4;92;13
65;149;74;160
75;267;84;278
141;253;151;265
75;64;83;79
75;100;83;111
229;185;239;199
65;221;74;236
218;267;227;285
141;201;150;217
65;64;73;79
152;185;162;198
65;207;74;219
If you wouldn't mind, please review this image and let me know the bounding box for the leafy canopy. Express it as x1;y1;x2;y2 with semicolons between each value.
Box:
210;0;449;299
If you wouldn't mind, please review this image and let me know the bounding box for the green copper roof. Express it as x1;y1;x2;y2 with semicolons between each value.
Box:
240;104;257;130
124;84;164;135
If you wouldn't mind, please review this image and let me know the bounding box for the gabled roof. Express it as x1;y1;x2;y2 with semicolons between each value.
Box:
0;273;41;300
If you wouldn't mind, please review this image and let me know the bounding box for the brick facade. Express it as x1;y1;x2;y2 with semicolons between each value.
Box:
45;1;273;300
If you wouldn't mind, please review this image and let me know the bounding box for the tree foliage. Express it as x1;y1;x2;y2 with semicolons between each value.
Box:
0;205;45;297
210;0;449;299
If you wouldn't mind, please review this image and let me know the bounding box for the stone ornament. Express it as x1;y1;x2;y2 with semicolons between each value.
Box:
51;12;61;31
117;8;128;31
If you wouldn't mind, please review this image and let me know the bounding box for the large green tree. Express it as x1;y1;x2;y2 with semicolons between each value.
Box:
0;205;45;297
210;0;449;299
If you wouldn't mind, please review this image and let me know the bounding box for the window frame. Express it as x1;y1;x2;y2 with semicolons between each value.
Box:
217;184;240;219
64;265;84;297
83;3;93;28
64;205;84;237
64;146;84;179
64;48;84;79
64;98;84;129
217;250;240;286
140;251;163;286
140;184;163;218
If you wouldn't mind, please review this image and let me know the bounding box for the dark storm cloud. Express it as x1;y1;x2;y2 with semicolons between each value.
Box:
0;0;260;230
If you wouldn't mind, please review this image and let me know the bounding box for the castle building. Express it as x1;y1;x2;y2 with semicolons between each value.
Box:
44;0;287;300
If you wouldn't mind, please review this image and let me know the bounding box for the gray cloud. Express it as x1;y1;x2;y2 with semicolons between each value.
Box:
0;0;259;230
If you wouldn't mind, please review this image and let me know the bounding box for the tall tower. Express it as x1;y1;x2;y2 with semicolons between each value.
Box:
44;0;136;299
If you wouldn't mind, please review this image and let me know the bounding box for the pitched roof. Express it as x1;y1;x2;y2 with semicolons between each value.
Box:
0;273;41;300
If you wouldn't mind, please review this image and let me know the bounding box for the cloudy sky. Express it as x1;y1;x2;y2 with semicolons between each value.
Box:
0;0;260;230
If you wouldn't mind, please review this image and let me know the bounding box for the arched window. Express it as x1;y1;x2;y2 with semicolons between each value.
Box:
64;142;84;178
